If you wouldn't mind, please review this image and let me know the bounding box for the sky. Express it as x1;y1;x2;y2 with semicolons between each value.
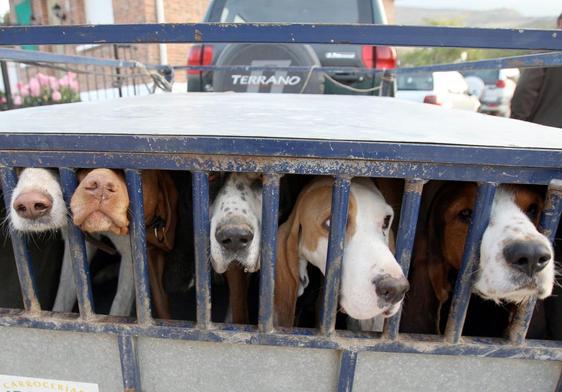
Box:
1;0;560;19
395;0;561;17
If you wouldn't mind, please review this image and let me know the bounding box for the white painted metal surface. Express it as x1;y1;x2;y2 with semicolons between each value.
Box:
0;93;561;149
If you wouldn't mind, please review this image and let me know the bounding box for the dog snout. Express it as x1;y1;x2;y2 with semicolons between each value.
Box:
503;240;552;277
215;224;254;251
374;275;410;305
83;174;117;200
13;191;53;220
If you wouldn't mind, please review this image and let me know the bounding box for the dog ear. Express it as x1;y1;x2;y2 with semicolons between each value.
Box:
274;197;303;328
145;171;178;252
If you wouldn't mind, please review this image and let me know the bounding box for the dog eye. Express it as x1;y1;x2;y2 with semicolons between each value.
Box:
458;208;472;224
382;215;391;230
323;218;330;230
525;203;539;220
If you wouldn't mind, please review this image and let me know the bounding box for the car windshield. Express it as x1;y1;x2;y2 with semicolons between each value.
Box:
397;73;434;90
216;0;373;23
461;69;499;85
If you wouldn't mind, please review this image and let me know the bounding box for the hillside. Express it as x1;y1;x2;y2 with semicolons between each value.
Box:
395;7;553;28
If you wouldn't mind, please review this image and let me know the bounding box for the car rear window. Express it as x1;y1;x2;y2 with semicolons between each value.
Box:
397;74;434;91
212;0;374;24
461;69;499;85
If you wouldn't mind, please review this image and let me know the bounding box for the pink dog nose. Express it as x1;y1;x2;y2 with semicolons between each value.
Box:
13;191;53;220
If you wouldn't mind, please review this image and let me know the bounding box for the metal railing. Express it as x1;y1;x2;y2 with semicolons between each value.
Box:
0;23;561;391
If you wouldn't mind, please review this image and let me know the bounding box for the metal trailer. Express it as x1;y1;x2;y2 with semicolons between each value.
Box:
0;23;561;392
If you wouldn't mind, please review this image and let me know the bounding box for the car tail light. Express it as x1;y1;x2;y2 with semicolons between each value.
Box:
495;79;506;88
361;46;397;69
375;46;397;69
187;45;213;75
423;95;443;105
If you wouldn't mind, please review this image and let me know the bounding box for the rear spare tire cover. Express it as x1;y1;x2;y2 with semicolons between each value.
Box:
212;44;324;94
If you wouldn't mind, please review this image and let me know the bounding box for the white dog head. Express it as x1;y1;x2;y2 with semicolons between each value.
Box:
210;173;263;274
9;168;67;233
275;177;408;323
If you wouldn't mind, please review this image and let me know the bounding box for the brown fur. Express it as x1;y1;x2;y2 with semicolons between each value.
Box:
401;182;545;335
274;177;357;328
71;169;178;319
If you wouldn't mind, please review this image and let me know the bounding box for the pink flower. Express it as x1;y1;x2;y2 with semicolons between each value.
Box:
49;76;59;90
58;75;69;88
67;72;77;81
37;73;50;87
0;96;6;104
69;80;79;92
13;95;22;106
29;78;41;97
18;83;30;97
51;90;62;102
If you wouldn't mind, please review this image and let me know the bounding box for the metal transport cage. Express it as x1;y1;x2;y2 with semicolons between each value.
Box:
0;23;561;392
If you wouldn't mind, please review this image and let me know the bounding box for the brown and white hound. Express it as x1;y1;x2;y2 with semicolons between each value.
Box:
9;168;178;319
401;182;555;335
274;177;409;328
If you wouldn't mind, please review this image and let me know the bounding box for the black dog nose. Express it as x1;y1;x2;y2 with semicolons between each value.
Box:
215;224;254;251
374;276;410;305
503;240;551;277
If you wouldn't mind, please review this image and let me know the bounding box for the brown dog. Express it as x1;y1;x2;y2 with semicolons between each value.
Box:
70;168;178;319
401;182;554;337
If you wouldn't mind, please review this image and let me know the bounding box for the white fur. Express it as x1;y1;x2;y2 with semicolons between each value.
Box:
300;178;406;320
474;187;554;302
10;168;135;316
209;173;262;273
9;168;67;232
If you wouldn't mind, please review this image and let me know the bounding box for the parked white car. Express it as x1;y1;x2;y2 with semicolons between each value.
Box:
396;71;480;111
461;68;520;117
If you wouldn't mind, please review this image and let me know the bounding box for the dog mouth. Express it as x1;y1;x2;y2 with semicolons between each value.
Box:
77;210;129;235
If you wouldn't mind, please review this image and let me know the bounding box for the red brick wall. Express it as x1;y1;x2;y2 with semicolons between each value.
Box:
164;0;210;82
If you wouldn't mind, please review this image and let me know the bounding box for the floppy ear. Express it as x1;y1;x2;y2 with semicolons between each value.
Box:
145;171;179;252
274;200;303;328
426;184;454;307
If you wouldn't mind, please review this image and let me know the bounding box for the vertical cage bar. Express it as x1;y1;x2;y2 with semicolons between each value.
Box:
319;176;351;336
0;167;40;312
258;173;281;333
58;168;95;318
507;179;562;344
444;182;497;343
118;334;141;392
192;171;212;329
337;350;358;392
380;70;396;97
556;371;562;392
383;179;426;340
124;169;153;325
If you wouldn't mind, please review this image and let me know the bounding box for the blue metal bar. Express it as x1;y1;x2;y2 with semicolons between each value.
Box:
0;150;560;186
0;309;560;361
192;171;212;329
444;182;497;343
0;48;162;70
58;168;95;319
258;173;281;333
395;51;562;75
118;334;142;392
383;179;426;340
1;24;562;50
0;135;561;170
319;176;351;336
507;179;562;344
0;167;41;313
337;350;358;392
124;169;153;325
